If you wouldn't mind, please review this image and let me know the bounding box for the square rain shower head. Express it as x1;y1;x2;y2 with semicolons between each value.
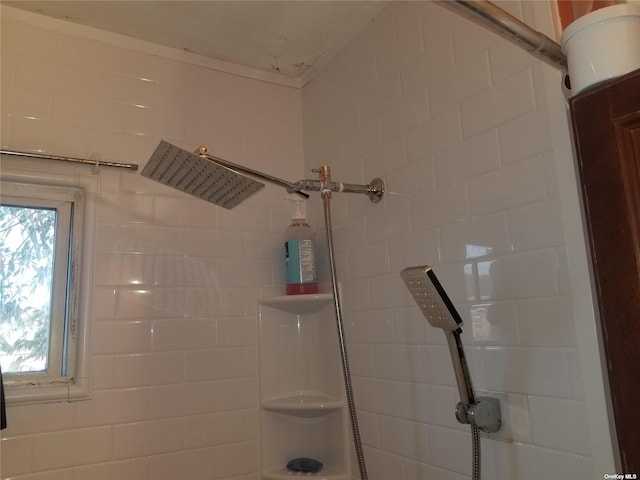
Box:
141;140;265;209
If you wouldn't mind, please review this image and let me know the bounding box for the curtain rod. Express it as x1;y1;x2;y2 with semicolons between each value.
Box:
437;0;568;73
1;149;139;171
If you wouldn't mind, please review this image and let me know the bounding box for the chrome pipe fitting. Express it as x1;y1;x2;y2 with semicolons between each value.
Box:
288;166;385;204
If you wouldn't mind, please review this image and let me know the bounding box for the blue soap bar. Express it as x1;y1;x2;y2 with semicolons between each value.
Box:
286;457;323;473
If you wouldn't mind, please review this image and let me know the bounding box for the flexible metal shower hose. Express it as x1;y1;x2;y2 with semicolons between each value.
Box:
322;190;480;480
472;424;481;480
321;191;369;480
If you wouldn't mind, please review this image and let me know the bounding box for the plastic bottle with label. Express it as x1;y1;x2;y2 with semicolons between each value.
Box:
284;197;318;295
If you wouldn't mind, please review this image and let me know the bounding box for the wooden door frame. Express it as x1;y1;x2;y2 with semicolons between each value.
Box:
569;68;640;473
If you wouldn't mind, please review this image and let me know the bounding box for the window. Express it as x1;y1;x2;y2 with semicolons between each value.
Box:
1;179;91;404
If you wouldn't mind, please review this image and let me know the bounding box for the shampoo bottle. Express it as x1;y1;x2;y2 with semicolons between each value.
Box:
284;197;318;295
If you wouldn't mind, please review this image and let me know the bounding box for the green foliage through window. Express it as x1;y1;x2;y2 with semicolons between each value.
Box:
0;205;56;373
0;178;90;402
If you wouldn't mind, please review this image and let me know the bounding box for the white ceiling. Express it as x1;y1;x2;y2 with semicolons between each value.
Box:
4;1;388;78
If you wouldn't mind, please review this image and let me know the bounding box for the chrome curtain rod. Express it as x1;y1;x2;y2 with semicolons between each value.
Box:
0;149;139;171
437;0;568;73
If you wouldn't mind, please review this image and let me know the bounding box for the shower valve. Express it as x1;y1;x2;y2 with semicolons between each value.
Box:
455;397;501;433
312;165;331;183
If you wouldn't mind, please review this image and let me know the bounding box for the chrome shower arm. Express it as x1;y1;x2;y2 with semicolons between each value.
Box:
340;180;385;203
197;146;309;199
198;147;384;203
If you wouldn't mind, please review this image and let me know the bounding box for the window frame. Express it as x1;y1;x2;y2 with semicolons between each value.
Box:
1;169;95;405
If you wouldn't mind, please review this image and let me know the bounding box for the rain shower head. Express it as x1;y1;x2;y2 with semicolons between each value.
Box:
400;265;463;332
141;141;265;209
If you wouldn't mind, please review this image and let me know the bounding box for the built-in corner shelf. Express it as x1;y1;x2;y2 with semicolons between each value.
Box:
259;293;333;314
261;392;344;418
259;291;349;479
263;467;349;480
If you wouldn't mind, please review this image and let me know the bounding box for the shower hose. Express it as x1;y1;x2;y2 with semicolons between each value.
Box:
321;190;369;480
322;190;481;480
472;424;481;480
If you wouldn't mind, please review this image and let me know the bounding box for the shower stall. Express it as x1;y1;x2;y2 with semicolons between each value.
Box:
140;133;507;479
0;1;615;479
142;139;385;479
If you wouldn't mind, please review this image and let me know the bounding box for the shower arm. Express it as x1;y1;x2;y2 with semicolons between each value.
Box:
198;146;384;203
197;146;309;199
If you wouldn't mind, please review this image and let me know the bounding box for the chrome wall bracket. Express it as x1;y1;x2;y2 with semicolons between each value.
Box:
367;178;385;204
455;397;502;433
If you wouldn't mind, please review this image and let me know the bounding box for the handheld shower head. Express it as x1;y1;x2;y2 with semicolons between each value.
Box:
141;141;265;209
401;265;502;434
400;265;463;332
401;265;475;406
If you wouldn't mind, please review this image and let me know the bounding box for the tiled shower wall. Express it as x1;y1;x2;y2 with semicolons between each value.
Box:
1;8;302;480
0;2;615;480
302;2;606;480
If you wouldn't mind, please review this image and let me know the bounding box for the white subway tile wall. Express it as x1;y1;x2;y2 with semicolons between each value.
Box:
1;9;301;480
302;2;592;480
1;1;601;479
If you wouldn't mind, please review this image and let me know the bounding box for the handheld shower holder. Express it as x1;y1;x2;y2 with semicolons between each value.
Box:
401;265;502;436
455;397;501;433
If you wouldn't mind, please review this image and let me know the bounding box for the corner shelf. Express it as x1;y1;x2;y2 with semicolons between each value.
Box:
259;293;333;314
259;292;350;479
261;392;344;418
263;467;349;480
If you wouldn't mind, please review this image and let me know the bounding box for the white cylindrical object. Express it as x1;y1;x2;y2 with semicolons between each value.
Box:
561;4;640;94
